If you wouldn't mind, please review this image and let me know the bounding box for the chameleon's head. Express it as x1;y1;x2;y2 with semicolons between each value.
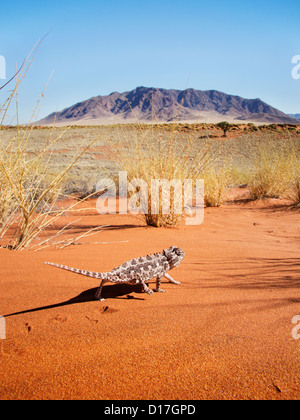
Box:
163;245;185;268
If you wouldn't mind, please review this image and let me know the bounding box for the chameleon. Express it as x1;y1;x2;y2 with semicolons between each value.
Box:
45;245;185;301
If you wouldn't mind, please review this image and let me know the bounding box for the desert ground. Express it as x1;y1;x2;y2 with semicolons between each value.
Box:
0;124;299;400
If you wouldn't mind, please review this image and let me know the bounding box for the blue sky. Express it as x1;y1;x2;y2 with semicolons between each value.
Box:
0;0;300;123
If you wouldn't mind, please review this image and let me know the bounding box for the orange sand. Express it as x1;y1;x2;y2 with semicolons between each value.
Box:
0;193;299;400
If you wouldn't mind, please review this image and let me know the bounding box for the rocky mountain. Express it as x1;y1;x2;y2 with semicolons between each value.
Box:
39;86;299;125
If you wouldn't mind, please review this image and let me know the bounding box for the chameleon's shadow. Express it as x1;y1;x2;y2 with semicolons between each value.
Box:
4;284;145;318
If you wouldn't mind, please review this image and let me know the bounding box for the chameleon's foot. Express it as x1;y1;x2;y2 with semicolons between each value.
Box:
146;289;154;295
140;280;153;295
153;288;165;293
95;294;105;301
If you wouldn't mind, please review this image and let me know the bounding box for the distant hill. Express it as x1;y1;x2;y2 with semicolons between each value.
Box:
38;86;299;125
288;113;300;119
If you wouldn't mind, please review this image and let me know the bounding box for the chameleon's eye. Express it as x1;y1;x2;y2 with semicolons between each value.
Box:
175;248;184;256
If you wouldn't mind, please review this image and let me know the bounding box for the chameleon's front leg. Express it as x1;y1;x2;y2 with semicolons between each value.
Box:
164;272;181;285
153;275;165;293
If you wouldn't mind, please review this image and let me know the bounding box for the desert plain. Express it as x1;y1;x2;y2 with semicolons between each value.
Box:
0;124;299;400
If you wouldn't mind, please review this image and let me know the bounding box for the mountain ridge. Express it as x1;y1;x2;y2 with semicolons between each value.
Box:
39;86;299;125
288;113;300;119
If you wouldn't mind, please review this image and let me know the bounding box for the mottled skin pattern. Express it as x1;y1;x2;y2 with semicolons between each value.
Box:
45;245;185;301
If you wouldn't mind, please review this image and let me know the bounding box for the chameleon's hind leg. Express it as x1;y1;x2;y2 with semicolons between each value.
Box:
164;273;181;285
140;279;153;295
153;275;165;293
95;279;108;301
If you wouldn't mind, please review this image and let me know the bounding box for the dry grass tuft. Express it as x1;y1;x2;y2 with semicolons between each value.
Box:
247;138;299;201
115;123;222;226
0;45;105;250
203;161;232;207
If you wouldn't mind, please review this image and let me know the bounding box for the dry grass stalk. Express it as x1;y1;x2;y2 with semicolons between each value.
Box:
115;122;221;226
203;161;232;207
248;138;299;201
0;45;107;250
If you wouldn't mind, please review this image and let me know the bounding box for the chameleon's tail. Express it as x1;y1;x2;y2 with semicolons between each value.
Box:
44;262;104;279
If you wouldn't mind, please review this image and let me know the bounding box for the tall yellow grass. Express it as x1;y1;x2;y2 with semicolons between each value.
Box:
115;123;222;226
0;45;104;250
202;161;232;207
248;138;299;201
